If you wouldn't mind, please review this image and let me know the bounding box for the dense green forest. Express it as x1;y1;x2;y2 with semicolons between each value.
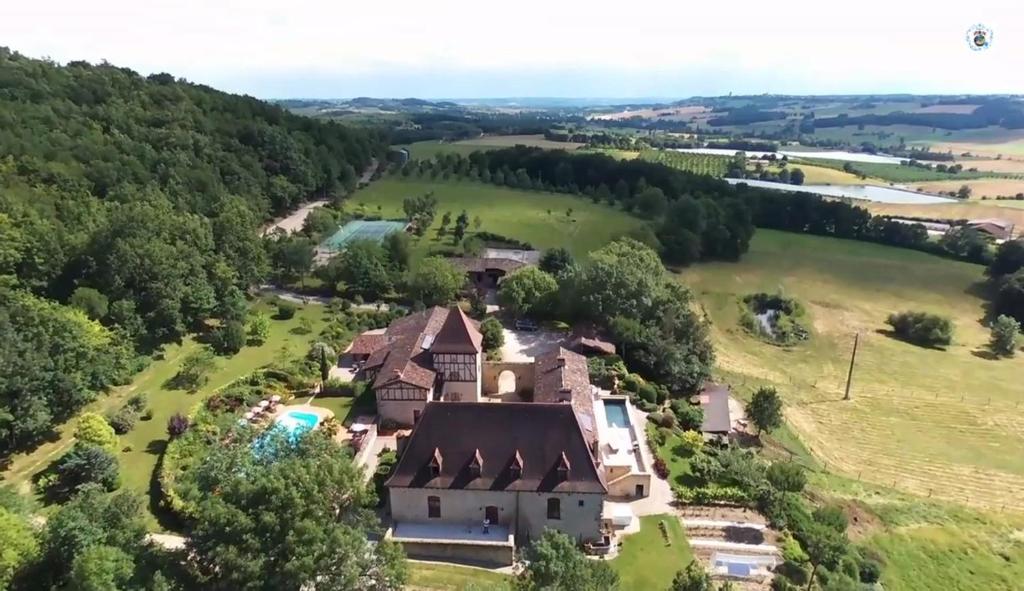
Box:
0;48;384;453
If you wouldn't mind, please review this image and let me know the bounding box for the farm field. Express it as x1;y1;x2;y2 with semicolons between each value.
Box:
401;134;583;160
910;178;1024;199
860;200;1024;228
678;230;1024;510
0;299;328;528
770;162;888;186
808;159;1011;183
640;149;730;176
958;158;1024;174
348;178;645;259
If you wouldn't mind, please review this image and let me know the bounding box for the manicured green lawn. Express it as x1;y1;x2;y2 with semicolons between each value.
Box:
407;562;511;590
612;514;693;590
349;178;645;260
1;299;327;529
646;423;697;489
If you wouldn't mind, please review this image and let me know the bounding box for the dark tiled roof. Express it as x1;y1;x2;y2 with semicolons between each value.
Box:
568;335;616;356
534;348;597;443
368;307;449;390
699;383;732;433
386;402;606;493
431;307;482;353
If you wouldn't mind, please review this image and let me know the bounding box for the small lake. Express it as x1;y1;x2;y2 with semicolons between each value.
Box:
725;178;957;204
674;148;906;164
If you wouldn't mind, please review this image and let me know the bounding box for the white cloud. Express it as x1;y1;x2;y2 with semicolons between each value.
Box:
2;0;1021;97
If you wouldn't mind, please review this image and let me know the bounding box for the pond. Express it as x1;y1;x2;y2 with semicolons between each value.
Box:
725;178;956;204
673;148;907;164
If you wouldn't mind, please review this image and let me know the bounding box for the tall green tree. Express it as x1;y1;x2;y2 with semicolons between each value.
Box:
989;314;1020;357
186;430;407;590
515;530;618;591
498;267;558;318
669;560;713;591
407;257;464;306
746;387;783;435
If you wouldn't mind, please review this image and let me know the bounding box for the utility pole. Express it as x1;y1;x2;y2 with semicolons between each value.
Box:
844;333;859;401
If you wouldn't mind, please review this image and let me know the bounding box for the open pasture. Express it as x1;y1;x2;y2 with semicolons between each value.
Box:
679;230;1024;510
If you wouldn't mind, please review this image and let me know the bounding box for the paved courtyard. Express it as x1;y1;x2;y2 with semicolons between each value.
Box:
499;327;567;362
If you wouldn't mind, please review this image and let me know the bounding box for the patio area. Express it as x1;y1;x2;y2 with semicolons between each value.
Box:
392;521;511;544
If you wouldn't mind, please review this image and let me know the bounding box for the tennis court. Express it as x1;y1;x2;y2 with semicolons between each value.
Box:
320;220;408;252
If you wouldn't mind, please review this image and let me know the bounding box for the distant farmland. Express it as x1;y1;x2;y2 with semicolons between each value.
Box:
639;150;730;176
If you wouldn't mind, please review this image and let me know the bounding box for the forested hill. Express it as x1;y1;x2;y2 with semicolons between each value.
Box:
0;48;382;453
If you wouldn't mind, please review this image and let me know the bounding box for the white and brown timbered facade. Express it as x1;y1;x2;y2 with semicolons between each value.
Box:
432;352;478;382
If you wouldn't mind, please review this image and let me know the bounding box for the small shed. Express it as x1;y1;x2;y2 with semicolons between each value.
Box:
696;383;732;435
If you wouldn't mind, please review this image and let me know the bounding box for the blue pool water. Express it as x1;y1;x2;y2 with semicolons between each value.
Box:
604;400;630;428
276;411;320;438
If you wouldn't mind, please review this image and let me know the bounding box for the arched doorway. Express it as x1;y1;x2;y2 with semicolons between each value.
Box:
498;370;517;394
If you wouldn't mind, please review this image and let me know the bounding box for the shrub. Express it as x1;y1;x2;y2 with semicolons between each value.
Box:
214;320;247;354
275;300;297;320
989;314;1020;357
74;413;118;452
621;374;642;394
140;409;153;421
691;485;750;505
635;399;658;413
886;310;953;347
658;411;676;429
657;427;675;446
125;393;148;413
167;413;190;439
678;430;704;454
674;403;704;432
647;420;666;444
690;452;723;484
652;457;669;479
858;559;882;584
480;317;504;352
638;383;658;404
105;409;137;435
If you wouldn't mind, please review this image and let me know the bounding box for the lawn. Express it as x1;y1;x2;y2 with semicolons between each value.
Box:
612;514;693;590
407;562;511;590
0;298;328;528
348;178;646;259
678;229;1024;510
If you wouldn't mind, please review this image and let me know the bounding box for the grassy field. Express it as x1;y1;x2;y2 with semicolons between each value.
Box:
772;161;889;186
349;178;645;259
408;562;512;590
807;159;1011;183
611;515;693;590
0;299;327;527
678;230;1024;510
402;135;582;160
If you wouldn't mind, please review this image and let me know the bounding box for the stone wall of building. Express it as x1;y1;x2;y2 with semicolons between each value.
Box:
481;362;535;396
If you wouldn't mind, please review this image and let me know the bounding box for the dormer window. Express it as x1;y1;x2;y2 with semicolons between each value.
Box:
510;450;524;480
428;447;443;478
469;448;483;478
556;451;571;482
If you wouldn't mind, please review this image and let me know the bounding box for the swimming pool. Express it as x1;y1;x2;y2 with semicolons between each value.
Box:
604;400;630;428
275;411;320;438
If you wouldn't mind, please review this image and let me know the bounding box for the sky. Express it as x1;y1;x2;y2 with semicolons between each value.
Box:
3;0;1022;99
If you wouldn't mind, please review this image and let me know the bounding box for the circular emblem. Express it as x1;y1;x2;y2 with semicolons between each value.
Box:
966;24;992;51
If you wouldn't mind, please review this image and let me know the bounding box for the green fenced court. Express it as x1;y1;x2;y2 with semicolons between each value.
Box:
320;219;408;252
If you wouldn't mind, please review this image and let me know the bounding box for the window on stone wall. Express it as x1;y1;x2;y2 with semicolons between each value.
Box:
547;497;561;520
428;495;441;518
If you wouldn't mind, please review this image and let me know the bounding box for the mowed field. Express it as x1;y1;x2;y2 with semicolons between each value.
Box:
678;230;1024;510
349;179;644;259
861;200;1024;229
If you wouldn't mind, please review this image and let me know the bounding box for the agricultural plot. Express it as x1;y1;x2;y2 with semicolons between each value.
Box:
861;200;1024;229
807;159;1013;183
909;178;1024;199
679;230;1024;511
401;134;583;160
639;149;730;177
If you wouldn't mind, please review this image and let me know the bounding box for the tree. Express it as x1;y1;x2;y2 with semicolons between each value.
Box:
186;430;408;590
635;187;668;219
269;234;315;284
990;314;1021;357
247;311;271;345
319;344;331;382
74;413;118;452
53;443;120;495
673;403;704;432
0;506;38;589
767;462;806;493
69;287;109;320
403;192;438;235
746;387;783;435
323;239;393;300
539;247;574;276
613;179;631;203
803;521;848;591
473;215;482;230
480;317;504;353
68;544;134;591
790;168;806;185
384;231;412;271
499;267;559;318
988;240;1024;278
658;196;706;265
407;257;465;306
515;529;619;591
994;270;1024;324
669;560;713;591
453;210;469;243
213;320;246;355
886;311;953;347
957;184;972;199
438;211;452;236
171;346;216;391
